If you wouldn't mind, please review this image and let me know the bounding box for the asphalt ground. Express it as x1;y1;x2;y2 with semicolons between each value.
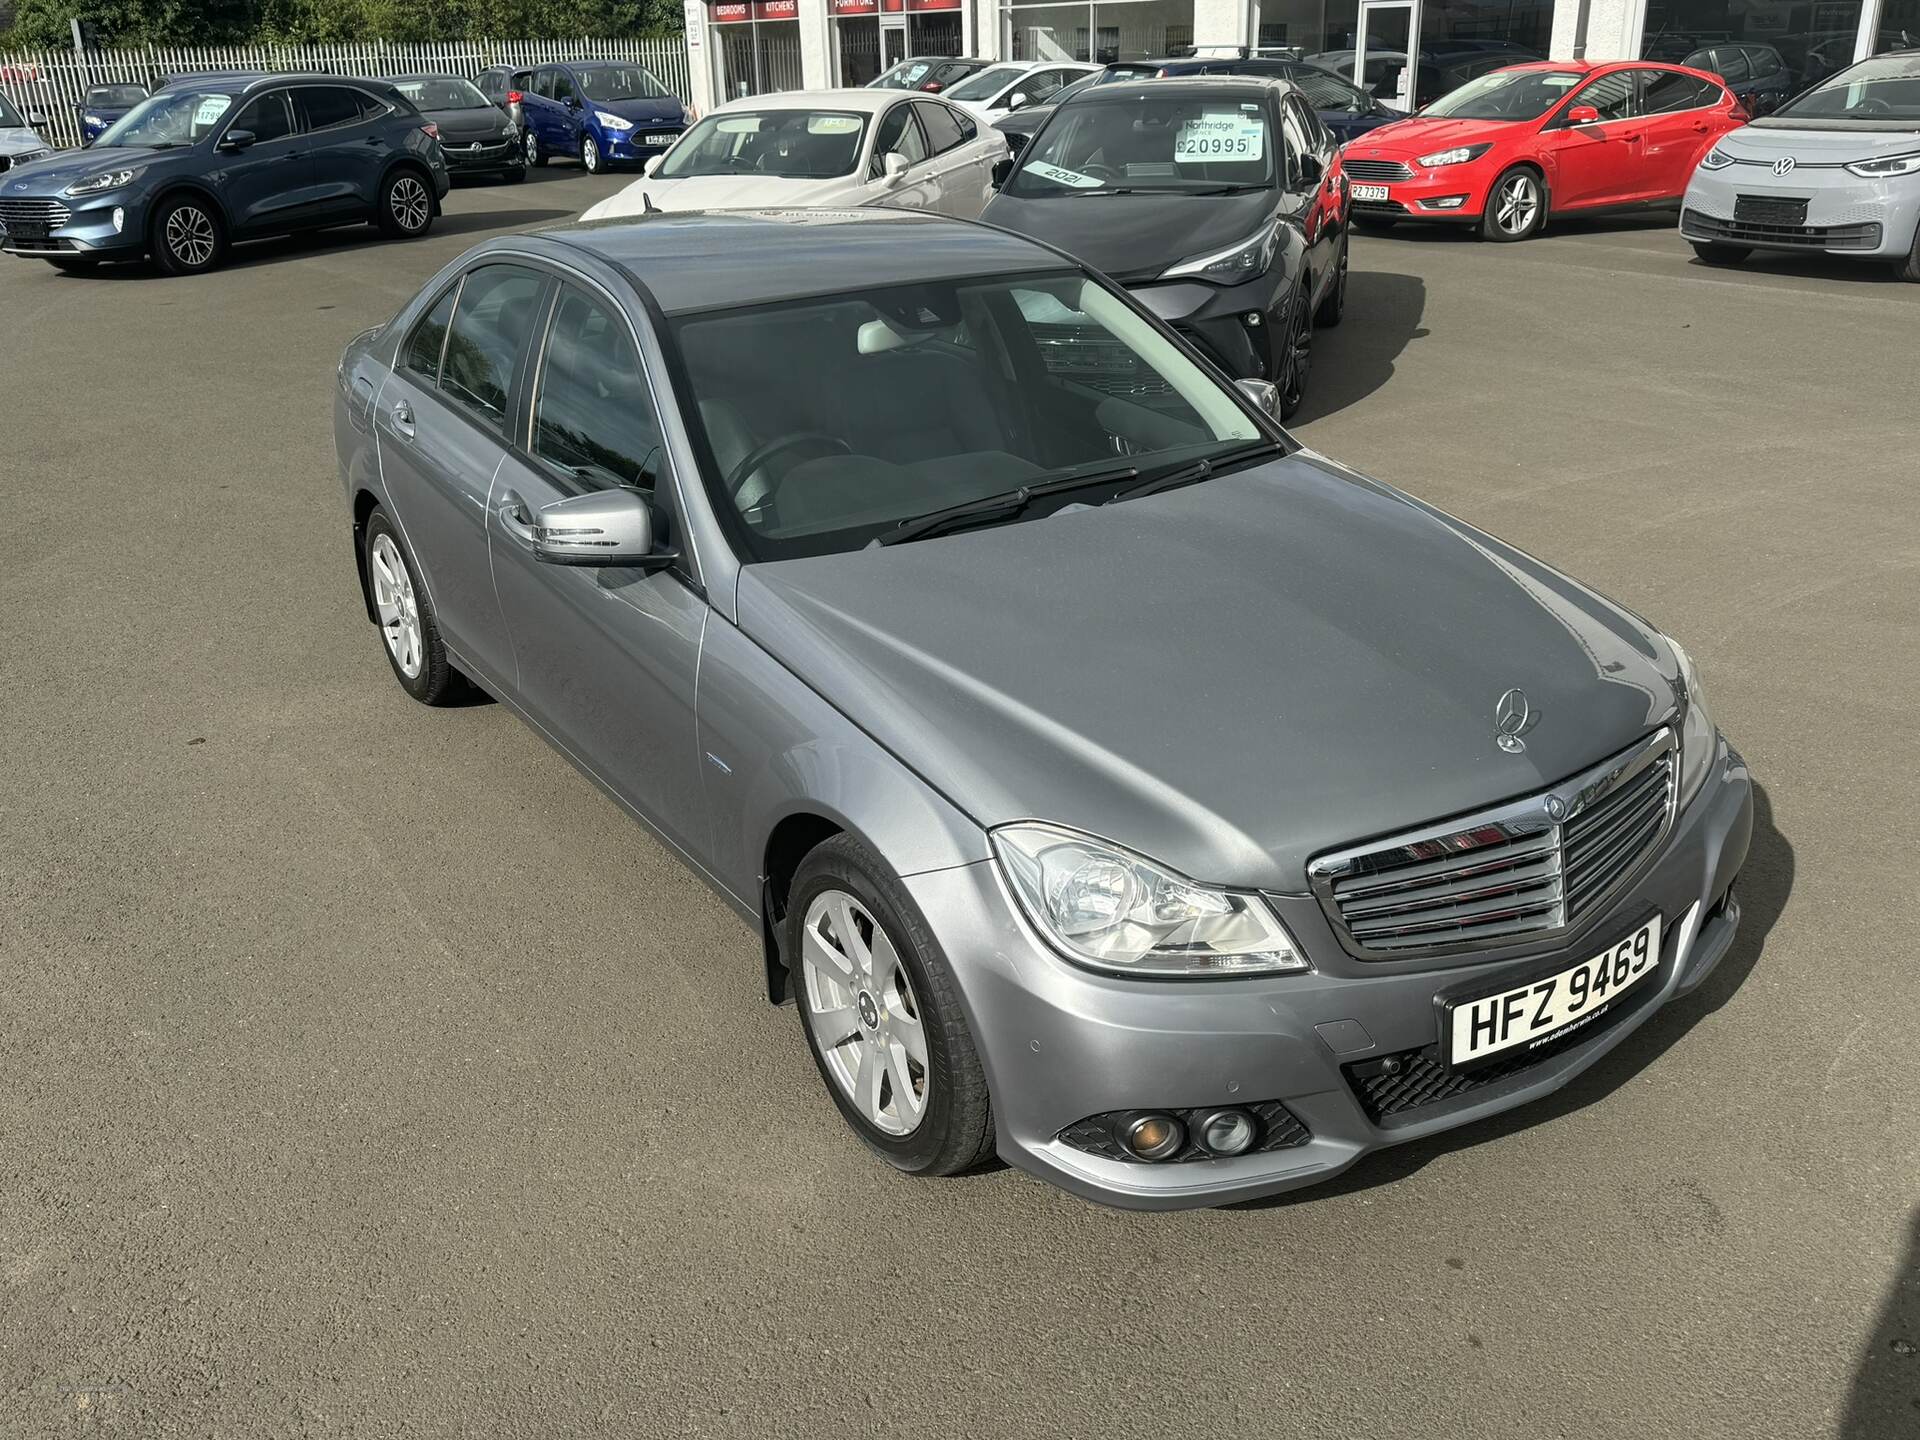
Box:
2;166;1917;1439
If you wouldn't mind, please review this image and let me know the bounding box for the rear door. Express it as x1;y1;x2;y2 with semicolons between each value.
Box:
374;264;550;685
1633;67;1726;199
1277;92;1338;287
1537;69;1642;210
214;88;313;234
867;101;936;210
529;67;566;150
295;84;395;215
487;278;710;858
913;100;991;216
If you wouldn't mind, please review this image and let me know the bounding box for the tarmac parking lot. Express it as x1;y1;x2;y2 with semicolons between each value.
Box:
3;166;1917;1438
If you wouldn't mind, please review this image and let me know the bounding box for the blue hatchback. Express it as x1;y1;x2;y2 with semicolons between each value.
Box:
77;83;149;145
518;60;687;174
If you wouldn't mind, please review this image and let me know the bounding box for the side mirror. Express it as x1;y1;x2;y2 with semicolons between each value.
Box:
1566;104;1601;126
990;155;1014;189
218;129;257;152
643;153;664;177
566;94;583;110
1007;91;1029;111
27;110;47;127
882;151;909;185
532;488;673;569
1235;377;1283;421
1296;153;1324;188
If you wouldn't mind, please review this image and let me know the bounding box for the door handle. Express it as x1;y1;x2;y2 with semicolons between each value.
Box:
498;490;538;544
390;400;414;439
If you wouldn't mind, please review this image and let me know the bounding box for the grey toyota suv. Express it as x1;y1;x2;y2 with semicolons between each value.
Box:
334;208;1753;1209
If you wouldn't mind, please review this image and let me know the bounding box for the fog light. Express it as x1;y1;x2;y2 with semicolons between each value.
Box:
1420;195;1467;210
111;206;125;232
1197;1108;1257;1156
1124;1113;1185;1161
1244;310;1262;326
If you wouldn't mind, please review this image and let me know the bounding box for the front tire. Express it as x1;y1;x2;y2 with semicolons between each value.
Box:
580;132;604;174
362;509;458;705
790;834;994;1178
1481;167;1546;242
1275;280;1313;420
1691;242;1751;266
150;195;225;275
377;168;435;239
523;130;545;168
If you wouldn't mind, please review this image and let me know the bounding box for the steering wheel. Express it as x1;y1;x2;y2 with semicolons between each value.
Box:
725;431;853;503
1078;161;1122;181
1857;96;1893;115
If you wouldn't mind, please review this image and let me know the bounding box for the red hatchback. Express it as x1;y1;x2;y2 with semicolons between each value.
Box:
1343;61;1746;241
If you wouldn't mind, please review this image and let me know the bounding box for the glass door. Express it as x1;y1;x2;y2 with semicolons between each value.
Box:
881;20;907;70
1353;0;1418;112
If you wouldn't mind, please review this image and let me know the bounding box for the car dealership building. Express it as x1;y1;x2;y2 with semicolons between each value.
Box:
680;0;1918;115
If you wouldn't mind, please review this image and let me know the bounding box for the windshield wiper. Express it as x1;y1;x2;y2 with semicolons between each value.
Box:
874;464;1140;546
1108;441;1285;503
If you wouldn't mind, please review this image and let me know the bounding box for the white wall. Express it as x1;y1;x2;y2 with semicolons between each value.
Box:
1192;0;1248;48
1550;0;1643;60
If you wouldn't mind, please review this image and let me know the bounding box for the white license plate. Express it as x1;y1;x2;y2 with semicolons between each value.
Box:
643;133;674;147
1351;182;1390;202
1446;915;1662;1067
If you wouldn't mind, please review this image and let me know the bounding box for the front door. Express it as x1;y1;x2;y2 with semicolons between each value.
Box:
1353;0;1418;113
214;89;313;233
881;22;907;72
1537;69;1643;211
488;280;710;859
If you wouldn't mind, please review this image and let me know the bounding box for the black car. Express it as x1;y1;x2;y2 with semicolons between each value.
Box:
1680;43;1795;115
0;73;450;275
474;63;531;138
982;76;1347;418
387;73;523;181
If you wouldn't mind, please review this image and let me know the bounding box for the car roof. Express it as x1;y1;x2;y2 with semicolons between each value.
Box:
386;72;468;83
1073;74;1293;102
531;209;1069;315
713;87;929;116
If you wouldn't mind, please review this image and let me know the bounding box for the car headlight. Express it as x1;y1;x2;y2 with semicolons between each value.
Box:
1699;146;1737;171
84;113;104;127
992;822;1310;978
1669;640;1718;809
64;166;143;196
1845;150;1920;178
594;111;634;131
17;147;51;165
1416;143;1491;168
1162;221;1282;284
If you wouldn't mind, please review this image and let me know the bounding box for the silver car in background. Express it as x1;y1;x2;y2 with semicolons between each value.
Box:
0;88;54;173
334;209;1753;1209
1682;48;1920;279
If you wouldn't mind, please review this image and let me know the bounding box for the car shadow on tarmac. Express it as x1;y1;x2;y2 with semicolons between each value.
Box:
1842;1205;1920;1437
1235;779;1794;1209
1292;269;1428;425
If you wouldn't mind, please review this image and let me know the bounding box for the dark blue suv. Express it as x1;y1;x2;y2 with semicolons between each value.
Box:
0;73;449;275
518;60;687;174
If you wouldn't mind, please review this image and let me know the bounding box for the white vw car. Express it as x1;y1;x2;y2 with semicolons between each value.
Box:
938;60;1101;126
581;89;1006;223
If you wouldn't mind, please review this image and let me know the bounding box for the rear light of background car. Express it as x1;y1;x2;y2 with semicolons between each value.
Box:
422;122;439;139
506;90;522;104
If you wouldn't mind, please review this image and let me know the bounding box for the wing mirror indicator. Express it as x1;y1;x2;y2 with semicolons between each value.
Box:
1567;104;1601;126
1235;377;1283;421
217;129;258;152
504;488;679;571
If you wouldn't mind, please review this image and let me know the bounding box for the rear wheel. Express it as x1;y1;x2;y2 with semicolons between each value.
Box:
580;133;604;174
377;169;434;239
1691;242;1751;266
150;195;225;275
1275;280;1313;420
1481;167;1545;241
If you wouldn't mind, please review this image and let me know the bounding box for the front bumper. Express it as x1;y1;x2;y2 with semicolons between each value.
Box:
600;126;684;163
905;736;1753;1210
1125;273;1286;380
442;139;523;173
0;191;148;258
1347;160;1497;224
1681;162;1920;258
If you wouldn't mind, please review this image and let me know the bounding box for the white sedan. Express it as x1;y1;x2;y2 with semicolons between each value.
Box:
580;89;1006;223
938;61;1100;125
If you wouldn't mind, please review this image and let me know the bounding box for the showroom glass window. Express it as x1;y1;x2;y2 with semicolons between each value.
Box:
1003;0;1196;63
1641;0;1865;91
713;4;803;100
1242;0;1551;98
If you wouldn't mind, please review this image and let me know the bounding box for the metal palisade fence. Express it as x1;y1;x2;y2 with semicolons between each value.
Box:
0;37;692;151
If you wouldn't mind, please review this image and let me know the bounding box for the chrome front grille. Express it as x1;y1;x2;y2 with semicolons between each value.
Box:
1309;730;1677;959
1344;158;1414;181
0;197;72;227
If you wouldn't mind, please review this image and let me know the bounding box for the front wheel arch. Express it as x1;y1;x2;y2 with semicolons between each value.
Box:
145;182;230;248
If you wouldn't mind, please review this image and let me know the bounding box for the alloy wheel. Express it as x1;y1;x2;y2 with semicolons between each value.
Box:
582;135;600;172
800;889;929;1137
1494;173;1541;237
524;131;539;166
390;176;431;233
1277;287;1312;414
165;206;215;268
369;533;424;678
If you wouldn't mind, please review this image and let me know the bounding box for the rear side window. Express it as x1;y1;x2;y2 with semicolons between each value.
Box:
1291;68;1368;111
476;72;503;102
533;287;664;494
1640;70;1719;115
440;265;547;426
1278;96;1313;186
230;89;295;143
915;101;967;154
299;85;376;131
1712;48;1751;82
401;283;458;381
1748;47;1783;78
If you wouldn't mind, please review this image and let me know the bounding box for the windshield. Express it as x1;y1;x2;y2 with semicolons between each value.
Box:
946;65;1027;102
1421;68;1583;120
660;110;869;179
86;85;147;108
391;77;491;110
577;66;667;102
0;94;22;128
95;89;235;148
670;271;1266;561
1006;96;1276;196
1777;53;1920;122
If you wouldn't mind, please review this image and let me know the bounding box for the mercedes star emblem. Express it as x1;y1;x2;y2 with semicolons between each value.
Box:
1495;688;1532;754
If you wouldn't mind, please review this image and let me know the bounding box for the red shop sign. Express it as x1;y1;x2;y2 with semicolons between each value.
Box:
755;0;799;16
828;0;879;13
905;0;961;9
709;0;752;20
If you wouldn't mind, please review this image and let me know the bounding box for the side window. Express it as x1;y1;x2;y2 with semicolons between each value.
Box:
1278;97;1312;187
1717;48;1751;82
1749;47;1783;78
1570;71;1637;121
229;89;294;143
915;101;967;155
535;68;561;100
1025;69;1067;104
299;85;371;133
401;282;458;382
476;72;502;102
870;103;927;173
1292;92;1329;148
439;265;547;427
1640;70;1718;115
1292;69;1364;112
533;287;663;494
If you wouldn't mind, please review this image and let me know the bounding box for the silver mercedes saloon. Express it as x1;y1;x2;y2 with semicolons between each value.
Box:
333;208;1753;1209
